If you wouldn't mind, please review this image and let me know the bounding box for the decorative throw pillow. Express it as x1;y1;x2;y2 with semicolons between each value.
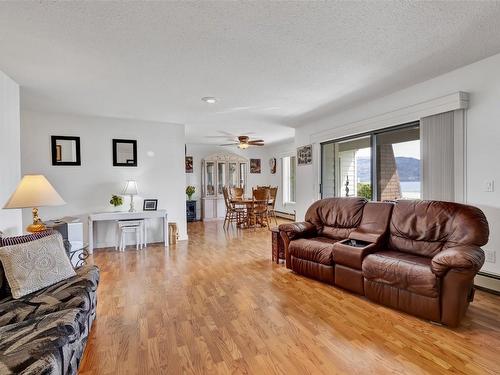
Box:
0;230;56;297
0;229;56;246
0;232;76;299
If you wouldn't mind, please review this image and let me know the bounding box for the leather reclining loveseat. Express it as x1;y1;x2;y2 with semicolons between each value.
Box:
279;197;489;327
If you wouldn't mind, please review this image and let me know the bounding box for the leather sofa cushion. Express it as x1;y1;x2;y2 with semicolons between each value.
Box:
332;240;376;269
321;226;356;240
290;257;335;284
289;237;337;265
349;202;394;244
388;200;489;257
305;197;366;239
362;251;439;298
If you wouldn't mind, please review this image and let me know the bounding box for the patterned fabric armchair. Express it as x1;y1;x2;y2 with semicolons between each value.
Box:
0;265;99;375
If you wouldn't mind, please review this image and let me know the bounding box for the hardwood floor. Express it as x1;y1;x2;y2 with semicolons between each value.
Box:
80;220;500;374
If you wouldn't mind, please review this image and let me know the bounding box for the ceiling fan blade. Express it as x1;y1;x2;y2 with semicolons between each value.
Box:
248;140;264;144
218;130;239;137
249;143;264;146
219;143;239;146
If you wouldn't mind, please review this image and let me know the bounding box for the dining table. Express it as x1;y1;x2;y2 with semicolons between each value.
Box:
230;197;271;228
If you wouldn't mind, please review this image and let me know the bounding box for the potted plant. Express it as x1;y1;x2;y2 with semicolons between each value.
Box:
110;194;123;207
186;186;195;201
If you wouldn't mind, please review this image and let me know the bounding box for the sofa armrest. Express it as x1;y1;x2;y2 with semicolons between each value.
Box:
431;245;485;277
278;222;317;241
279;222;317;268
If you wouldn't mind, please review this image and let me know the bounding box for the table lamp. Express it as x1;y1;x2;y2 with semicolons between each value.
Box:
3;175;66;233
122;180;138;212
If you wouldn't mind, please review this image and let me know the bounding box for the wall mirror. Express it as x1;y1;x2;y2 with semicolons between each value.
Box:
51;136;81;166
113;139;137;167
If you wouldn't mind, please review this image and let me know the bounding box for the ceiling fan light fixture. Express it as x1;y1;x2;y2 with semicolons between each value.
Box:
238;143;249;149
202;96;218;104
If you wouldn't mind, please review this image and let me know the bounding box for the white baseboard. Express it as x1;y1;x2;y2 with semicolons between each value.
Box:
475;272;500;293
275;211;296;221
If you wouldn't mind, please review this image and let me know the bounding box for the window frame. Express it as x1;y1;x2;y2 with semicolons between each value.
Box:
282;155;296;205
320;121;420;200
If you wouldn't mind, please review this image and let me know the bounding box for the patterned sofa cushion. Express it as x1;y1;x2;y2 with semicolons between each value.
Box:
0;265;99;327
0;265;99;375
0;308;89;375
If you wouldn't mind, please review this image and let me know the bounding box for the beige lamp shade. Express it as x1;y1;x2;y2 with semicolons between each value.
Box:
122;180;138;196
3;175;66;209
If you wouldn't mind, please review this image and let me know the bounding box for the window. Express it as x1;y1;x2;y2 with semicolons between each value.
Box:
239;163;247;189
321;122;420;201
375;126;420;200
321;135;372;199
283;156;296;204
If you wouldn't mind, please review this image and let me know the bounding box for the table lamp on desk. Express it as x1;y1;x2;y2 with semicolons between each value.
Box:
122;180;138;212
3;175;66;233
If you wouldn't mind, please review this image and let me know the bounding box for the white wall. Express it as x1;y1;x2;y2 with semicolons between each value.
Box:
186;140;295;220
21;110;187;248
0;70;22;235
294;52;500;275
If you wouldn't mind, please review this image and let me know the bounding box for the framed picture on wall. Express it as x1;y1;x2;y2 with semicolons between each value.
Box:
113;139;137;167
51;135;81;166
250;159;261;173
143;199;158;211
269;157;276;174
297;144;313;166
185;156;193;173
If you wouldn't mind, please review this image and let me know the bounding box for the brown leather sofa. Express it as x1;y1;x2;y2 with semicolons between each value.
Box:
279;198;489;327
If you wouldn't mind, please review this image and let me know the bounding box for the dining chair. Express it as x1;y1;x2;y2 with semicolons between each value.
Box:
223;187;246;228
249;188;271;230
230;187;244;200
252;186;270;198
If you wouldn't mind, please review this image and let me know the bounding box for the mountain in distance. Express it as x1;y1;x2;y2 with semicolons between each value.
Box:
356;157;420;182
394;157;420;181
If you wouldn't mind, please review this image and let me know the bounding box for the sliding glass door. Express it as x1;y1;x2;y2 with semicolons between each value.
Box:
321;122;420;201
375;125;420;200
321;135;372;199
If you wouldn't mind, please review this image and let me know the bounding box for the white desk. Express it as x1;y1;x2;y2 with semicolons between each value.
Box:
88;210;168;253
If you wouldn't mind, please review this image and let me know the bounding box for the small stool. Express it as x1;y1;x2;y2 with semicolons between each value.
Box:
116;220;145;251
271;227;285;264
168;222;178;245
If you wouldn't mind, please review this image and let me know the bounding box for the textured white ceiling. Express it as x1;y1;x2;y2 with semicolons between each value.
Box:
1;1;500;144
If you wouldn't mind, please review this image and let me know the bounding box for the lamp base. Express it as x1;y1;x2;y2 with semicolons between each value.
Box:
26;223;47;233
129;194;135;212
27;207;47;233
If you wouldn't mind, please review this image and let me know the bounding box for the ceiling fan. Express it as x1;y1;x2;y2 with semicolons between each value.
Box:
219;135;264;149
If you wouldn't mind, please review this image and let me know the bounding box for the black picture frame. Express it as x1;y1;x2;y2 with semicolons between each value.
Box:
113;139;137;167
51;136;81;166
143;199;158;211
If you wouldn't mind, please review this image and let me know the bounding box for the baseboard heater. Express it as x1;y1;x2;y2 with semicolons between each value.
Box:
275;210;296;221
475;272;500;295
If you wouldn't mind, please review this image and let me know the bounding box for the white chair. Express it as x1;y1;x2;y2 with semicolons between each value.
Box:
116;219;146;251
